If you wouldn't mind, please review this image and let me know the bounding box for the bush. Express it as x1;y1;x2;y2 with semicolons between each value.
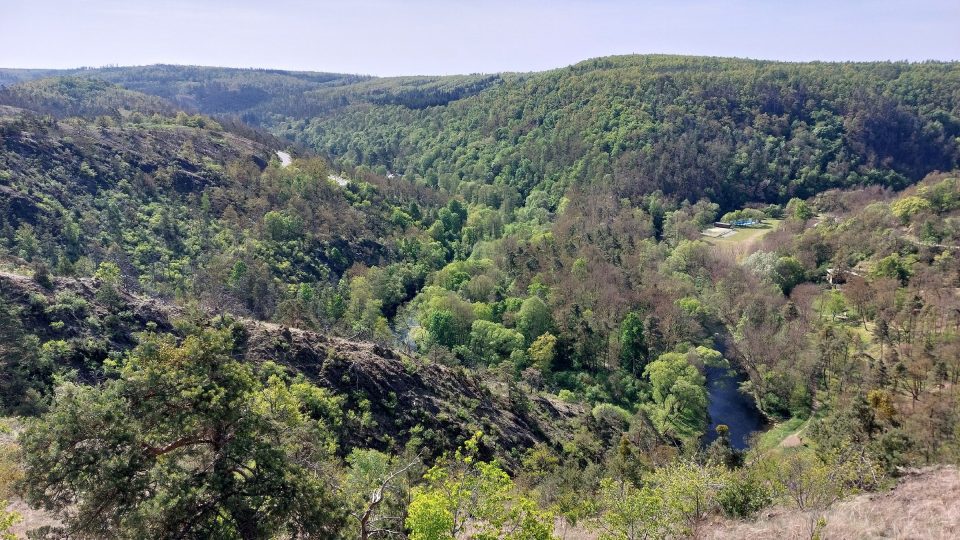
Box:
592;403;631;425
32;262;53;289
717;471;772;518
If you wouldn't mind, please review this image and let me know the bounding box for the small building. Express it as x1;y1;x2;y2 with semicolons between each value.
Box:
714;222;732;229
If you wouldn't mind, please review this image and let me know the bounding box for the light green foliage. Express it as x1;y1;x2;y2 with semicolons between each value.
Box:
528;332;558;373
426;309;458;348
405;433;554;540
720;208;766;223
94;261;123;306
262;210;304;242
416;286;476;348
717;467;773;518
768;451;866;538
19;327;348;539
890;195;932;223
918;176;960;213
786;198;815;220
675;297;705;319
0;502;19;540
344;449;417;539
516;296;554;344
469;320;524;365
592;403;632;426
650;461;728;537
871;253;914;282
643;352;708;439
594;461;728;539
694;346;725;368
14;224;39;261
346;275;391;340
742;250;778;281
594;478;674;540
664;240;710;275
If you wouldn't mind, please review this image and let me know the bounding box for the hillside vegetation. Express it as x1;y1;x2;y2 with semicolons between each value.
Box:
0;58;958;538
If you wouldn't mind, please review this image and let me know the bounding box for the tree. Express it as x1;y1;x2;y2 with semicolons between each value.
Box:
891;195;932;223
344;449;421;540
786;198;815;221
619;312;648;376
469;320;524;365
405;433;554;540
528;332;558;374
516;296;554;344
651;461;728;538
643;352;708;440
593;478;674;540
772;256;805;295
94;261;123;308
771;451;860;539
20;326;347;539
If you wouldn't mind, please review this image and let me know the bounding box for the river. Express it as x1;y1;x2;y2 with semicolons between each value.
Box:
703;364;767;450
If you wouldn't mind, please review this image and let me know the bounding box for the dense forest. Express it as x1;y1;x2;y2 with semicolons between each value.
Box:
0;57;959;539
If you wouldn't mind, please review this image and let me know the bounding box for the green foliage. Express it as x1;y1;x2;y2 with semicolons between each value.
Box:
469;320;524;365
405;433;554;540
528;332;558;374
594;478;675;540
786;198;815;220
19;327;348;539
0;299;46;415
871;253;913;282
94;261;123;307
717;468;772;518
618;312;648;376
643;352;708;440
0;502;20;540
772;256;805;295
650;461;728;536
263;210;304;242
594;461;728;539
343;448;418;539
891;195;932;223
516;296;554;344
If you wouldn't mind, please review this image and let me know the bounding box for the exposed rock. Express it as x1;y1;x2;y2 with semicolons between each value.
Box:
0;269;585;465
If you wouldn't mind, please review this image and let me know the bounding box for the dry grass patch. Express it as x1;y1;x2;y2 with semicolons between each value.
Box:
705;466;960;539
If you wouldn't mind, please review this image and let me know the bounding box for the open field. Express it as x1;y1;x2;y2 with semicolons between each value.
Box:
702;219;783;245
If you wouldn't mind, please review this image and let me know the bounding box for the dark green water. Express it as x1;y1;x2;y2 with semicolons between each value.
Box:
703;365;767;450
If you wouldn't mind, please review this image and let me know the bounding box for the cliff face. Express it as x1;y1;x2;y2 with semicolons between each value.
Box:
0;269;584;464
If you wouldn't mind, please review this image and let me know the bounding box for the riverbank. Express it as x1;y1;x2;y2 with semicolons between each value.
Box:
703;364;768;449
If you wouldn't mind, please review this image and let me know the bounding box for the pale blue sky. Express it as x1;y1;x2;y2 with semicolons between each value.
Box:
2;0;958;75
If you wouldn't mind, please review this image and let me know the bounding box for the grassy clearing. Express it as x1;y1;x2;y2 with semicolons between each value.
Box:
704;219;782;245
754;416;807;452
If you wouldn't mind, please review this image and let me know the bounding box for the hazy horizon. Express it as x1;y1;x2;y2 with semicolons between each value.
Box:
2;0;959;76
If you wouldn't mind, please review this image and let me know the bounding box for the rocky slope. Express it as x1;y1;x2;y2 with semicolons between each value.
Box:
0;268;585;464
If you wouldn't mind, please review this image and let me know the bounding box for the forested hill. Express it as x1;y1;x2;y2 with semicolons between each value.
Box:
286;56;960;210
3;58;960;538
6;56;959;210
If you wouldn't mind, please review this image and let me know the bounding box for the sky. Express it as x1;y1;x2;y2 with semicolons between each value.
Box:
1;0;958;76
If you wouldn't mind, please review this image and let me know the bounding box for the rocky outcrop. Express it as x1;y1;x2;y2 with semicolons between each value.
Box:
0;269;584;464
